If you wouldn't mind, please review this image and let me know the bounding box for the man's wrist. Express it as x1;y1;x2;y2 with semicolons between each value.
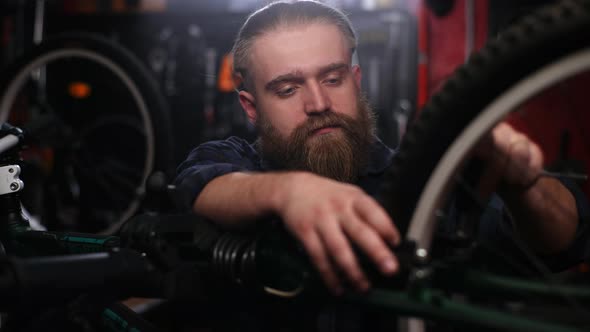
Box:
499;173;541;197
266;171;311;214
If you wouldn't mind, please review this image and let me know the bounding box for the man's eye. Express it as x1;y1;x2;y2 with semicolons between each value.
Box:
277;86;297;97
324;77;342;85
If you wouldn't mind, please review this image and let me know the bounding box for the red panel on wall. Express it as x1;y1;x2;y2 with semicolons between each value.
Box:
427;0;488;96
411;0;488;114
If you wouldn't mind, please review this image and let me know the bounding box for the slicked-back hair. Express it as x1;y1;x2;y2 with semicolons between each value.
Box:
232;1;357;93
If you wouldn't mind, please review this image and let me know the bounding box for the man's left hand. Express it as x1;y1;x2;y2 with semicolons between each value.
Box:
476;122;544;193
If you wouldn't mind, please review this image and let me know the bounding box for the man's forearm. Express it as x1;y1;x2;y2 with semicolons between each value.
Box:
501;177;578;254
193;171;297;229
192;169;401;293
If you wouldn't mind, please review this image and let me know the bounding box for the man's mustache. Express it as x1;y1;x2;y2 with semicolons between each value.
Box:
295;112;351;137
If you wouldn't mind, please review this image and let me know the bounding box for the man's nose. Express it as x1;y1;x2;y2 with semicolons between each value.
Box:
304;82;331;115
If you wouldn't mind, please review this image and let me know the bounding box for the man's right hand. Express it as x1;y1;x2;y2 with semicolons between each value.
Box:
277;172;400;294
195;171;400;295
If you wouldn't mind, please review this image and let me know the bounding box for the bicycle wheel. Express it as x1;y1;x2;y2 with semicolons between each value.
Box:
381;0;590;257
0;32;174;233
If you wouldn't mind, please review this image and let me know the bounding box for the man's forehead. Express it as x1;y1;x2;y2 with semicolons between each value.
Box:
250;23;351;82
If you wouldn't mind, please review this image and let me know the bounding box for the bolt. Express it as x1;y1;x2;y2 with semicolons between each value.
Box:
415;269;427;279
416;248;428;258
10;182;19;191
8;168;13;173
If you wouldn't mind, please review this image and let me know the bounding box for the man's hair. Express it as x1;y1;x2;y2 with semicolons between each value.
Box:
232;1;357;92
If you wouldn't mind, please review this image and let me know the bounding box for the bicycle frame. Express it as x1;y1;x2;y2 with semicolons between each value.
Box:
0;122;588;332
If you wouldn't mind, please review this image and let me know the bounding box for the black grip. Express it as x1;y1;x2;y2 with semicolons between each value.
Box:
0;249;162;309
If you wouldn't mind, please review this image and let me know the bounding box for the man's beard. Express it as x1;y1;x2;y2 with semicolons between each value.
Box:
256;94;376;183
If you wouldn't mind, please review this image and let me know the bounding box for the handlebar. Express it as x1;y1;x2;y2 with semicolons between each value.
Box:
0;248;162;309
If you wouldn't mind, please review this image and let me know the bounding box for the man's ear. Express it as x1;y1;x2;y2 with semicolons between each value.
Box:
238;90;257;124
352;64;362;90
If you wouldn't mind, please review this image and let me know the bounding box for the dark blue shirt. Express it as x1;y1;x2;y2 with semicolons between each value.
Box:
174;136;396;210
174;136;590;271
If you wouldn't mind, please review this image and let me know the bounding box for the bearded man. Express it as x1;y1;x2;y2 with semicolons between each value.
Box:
175;0;586;295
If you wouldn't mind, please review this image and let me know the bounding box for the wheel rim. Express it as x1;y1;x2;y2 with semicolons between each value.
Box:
407;48;590;258
0;48;156;230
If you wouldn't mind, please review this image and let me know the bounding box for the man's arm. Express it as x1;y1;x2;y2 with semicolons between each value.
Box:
501;177;578;254
194;172;285;227
194;171;400;294
480;122;579;254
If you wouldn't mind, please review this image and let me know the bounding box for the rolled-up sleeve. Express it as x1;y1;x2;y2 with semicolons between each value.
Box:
173;137;261;211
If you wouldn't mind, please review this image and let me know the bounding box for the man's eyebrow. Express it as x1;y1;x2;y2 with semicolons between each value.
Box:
317;62;349;77
264;63;350;92
265;71;305;92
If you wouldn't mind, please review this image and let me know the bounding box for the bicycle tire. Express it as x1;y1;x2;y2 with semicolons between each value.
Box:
381;0;590;253
0;32;174;232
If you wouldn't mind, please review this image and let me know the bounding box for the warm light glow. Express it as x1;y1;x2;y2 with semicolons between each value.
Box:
218;54;236;93
68;82;92;99
140;0;167;11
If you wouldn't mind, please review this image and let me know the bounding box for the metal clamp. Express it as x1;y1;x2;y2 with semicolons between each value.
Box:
0;165;24;195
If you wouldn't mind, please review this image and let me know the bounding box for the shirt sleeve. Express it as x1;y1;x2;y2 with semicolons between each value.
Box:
173;136;261;211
